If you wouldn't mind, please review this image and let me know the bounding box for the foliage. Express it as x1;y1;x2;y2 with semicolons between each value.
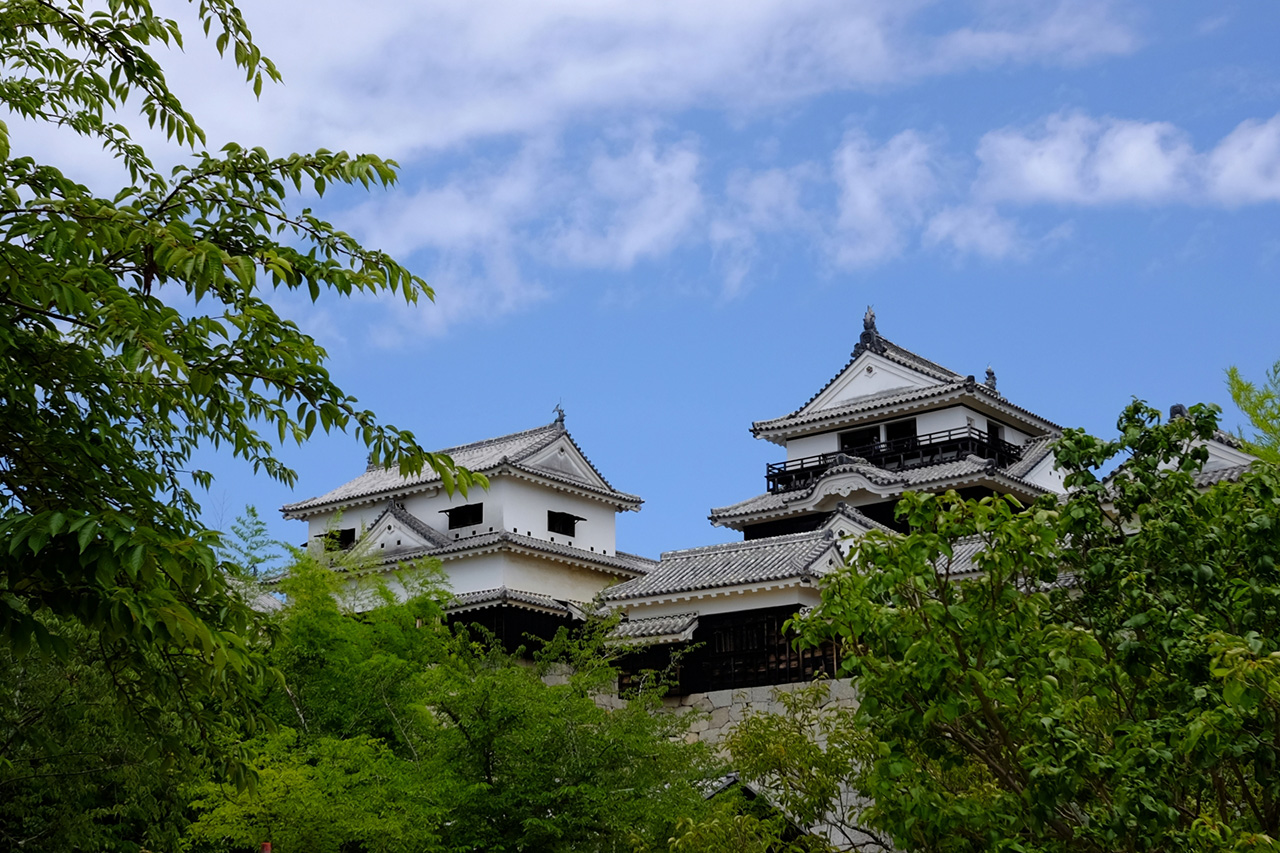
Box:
0;615;207;851
1229;360;1280;463
187;556;721;852
651;794;830;853
723;682;891;852
223;505;282;579
741;402;1280;852
186;729;442;853
0;0;480;781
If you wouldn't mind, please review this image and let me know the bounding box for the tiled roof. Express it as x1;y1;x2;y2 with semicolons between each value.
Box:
395;529;651;578
753;378;1061;438
1193;462;1253;488
604;530;837;601
282;419;640;516
764;327;964;432
366;501;452;548
447;586;572;615
1212;429;1243;449
1002;434;1058;478
610;612;699;643
709;455;1048;523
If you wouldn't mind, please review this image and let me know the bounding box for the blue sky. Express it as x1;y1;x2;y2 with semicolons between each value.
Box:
21;1;1279;558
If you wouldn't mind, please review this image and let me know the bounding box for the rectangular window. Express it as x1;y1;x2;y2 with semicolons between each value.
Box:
840;426;880;453
884;418;917;444
548;510;584;537
324;527;356;550
441;503;483;530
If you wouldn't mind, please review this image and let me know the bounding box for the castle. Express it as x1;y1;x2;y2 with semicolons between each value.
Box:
280;312;1254;694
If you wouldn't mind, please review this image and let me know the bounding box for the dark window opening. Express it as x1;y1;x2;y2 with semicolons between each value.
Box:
548;510;585;537
986;418;1005;443
325;527;356;550
441;503;483;530
840;426;880;454
743;514;826;540
884;418;917;443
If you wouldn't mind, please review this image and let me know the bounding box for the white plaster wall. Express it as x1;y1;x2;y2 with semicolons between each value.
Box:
1203;439;1254;470
1023;453;1066;493
403;484;501;540
619;586;823;621
913;406;967;435
500;552;621;603
304;503;389;544
435;551;508;596
499;477;618;554
786;432;841;461
816;352;938;409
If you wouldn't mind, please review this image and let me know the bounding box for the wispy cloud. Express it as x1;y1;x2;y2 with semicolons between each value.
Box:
1205;115;1280;204
975;111;1280;206
830;129;940;267
552;131;704;268
924;206;1022;259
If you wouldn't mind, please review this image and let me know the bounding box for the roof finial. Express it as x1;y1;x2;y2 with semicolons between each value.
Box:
553;403;565;425
852;305;885;358
984;365;997;391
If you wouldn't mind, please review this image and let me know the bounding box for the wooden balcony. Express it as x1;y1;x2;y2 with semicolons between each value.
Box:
766;426;1023;493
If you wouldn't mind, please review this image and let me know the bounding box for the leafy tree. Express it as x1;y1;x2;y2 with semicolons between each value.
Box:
650;794;829;853
723;682;891;852
736;402;1280;852
188;556;721;853
0;0;479;780
0;615;206;851
224;505;283;579
1228;360;1280;463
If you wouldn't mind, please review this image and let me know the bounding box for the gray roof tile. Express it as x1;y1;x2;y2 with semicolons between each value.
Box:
448;586;570;614
709;456;1049;523
364;501;452;548
392;529;651;578
1003;434;1058;478
762;329;964;431
610;612;699;642
605;530;837;601
1194;462;1253;488
282;420;640;516
754;378;1061;437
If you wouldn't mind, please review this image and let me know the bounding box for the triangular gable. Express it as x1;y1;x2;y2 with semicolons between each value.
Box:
1204;433;1256;471
800;349;945;416
357;503;448;553
519;434;614;492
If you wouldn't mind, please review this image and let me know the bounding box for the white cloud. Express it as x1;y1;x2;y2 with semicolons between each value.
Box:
552;132;704;268
924;206;1022;259
1205;115;1280;205
136;0;1143;161
975;113;1196;204
830;129;939;267
710;165;817;296
930;0;1139;70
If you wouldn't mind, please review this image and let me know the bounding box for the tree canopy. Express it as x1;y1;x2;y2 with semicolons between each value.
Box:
184;555;721;853
1229;359;1280;464
0;0;479;781
729;402;1280;852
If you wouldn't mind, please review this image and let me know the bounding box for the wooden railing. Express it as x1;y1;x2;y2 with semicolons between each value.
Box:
766;426;1023;493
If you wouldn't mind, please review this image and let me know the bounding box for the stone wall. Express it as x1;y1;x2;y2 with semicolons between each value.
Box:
664;678;859;744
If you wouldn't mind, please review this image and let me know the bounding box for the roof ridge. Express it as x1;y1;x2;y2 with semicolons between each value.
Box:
659;529;827;559
431;419;562;459
872;335;964;382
